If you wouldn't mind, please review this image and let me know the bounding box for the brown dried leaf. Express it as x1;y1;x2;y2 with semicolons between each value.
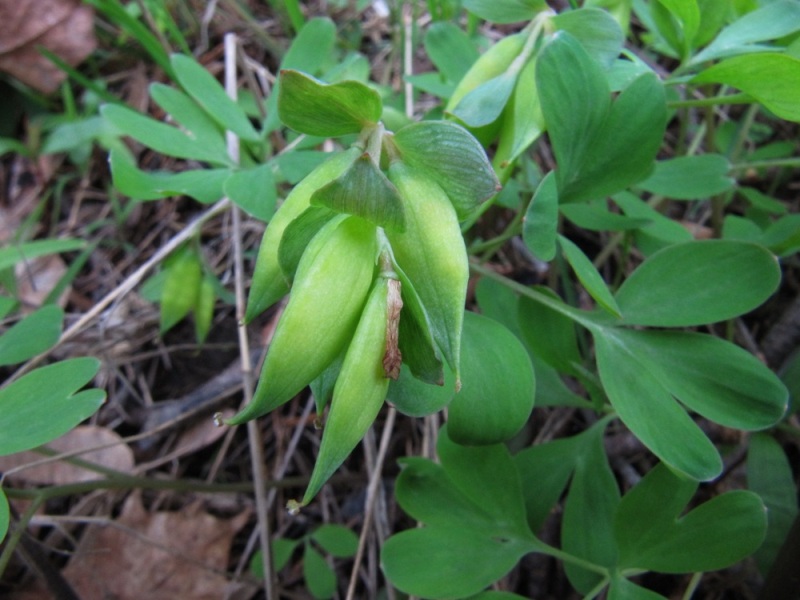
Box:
60;493;254;600
0;425;134;485
15;253;69;310
0;0;96;93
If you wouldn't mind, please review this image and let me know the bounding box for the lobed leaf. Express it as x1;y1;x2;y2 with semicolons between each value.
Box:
0;305;63;367
638;154;734;199
462;0;547;24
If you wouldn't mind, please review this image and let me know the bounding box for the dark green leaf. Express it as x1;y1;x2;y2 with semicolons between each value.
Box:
310;153;405;231
558;235;621;317
474;277;522;339
518;290;581;374
282;17;337;73
692;53;800;122
615;463;767;573
551;7;626;68
392;120;500;219
0;488;8;542
608;574;668;600
109;149;228;203
0;358;105;456
387;364;454;417
278;70;382;137
615;240;781;326
538;33;666;203
102;104;231;165
451;69;519;127
0;305;63;367
748;433;799;574
448;312;535;445
425;22;480;83
312;524;358;558
691;0;800;64
462;0;547;23
560;201;650;231
224;164;276;221
613;329;787;430
523;172;558;261
303;544;336;599
638;154;734;199
514;433;584;531
594;329;722;481
278;208;339;284
612;191;693;256
562;419;620;593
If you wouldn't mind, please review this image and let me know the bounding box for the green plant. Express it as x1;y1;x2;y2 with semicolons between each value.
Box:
0;242;106;543
93;2;800;597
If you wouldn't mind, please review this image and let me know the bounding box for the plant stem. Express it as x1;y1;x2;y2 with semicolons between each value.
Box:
668;92;752;109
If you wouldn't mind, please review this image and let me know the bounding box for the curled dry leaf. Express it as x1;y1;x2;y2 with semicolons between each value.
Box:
0;0;96;93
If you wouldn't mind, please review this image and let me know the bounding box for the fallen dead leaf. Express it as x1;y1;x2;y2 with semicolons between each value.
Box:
0;425;134;485
11;493;256;600
15;253;70;310
0;0;96;93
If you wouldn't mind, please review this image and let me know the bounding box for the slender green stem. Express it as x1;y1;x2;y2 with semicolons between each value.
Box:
730;157;800;171
681;572;703;599
0;496;43;578
534;539;610;577
469;261;599;329
668;92;752;109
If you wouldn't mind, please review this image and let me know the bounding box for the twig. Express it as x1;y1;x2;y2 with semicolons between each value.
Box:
224;33;276;600
346;407;397;600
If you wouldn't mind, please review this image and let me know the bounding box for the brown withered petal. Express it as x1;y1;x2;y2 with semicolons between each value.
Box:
383;278;403;379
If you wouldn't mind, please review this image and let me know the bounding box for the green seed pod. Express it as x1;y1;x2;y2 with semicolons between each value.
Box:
385;161;468;381
301;276;402;505
228;215;378;425
245;145;362;322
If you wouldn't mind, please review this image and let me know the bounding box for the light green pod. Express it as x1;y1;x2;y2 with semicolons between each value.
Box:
245;145;362;322
385;161;468;380
302;277;397;505
445;31;527;113
228;216;378;424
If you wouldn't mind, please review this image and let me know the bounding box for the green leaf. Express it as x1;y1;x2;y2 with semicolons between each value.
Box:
282;17;337;73
448;312;535;445
691;0;800;64
425;22;480;83
462;0;547;23
0;239;85;272
451;68;519;128
194;274;216;344
560;201;650;232
392;120;500;219
558;235;621;317
474;277;522;339
387;363;454;417
594;329;722;481
562;419;620;593
537;33;666;203
608;575;668;600
748;433;799;574
658;0;701;57
494;56;544;178
278;70;382;137
160;246;202;334
223;164;277;221
310;153;405;231
382;429;538;599
612;191;693;255
692;53;800;122
0;358;105;456
0;487;8;542
149;83;226;149
551;7;626;68
108;149;228;203
171;54;260;142
615;463;767;573
524;171;559;261
518;290;582;375
514;433;584;531
303;544;336;599
311;524;358;558
638;154;734;199
102;104;231;165
0;305;63;366
617;329;787;430
615;240;781;326
278;208;339;284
